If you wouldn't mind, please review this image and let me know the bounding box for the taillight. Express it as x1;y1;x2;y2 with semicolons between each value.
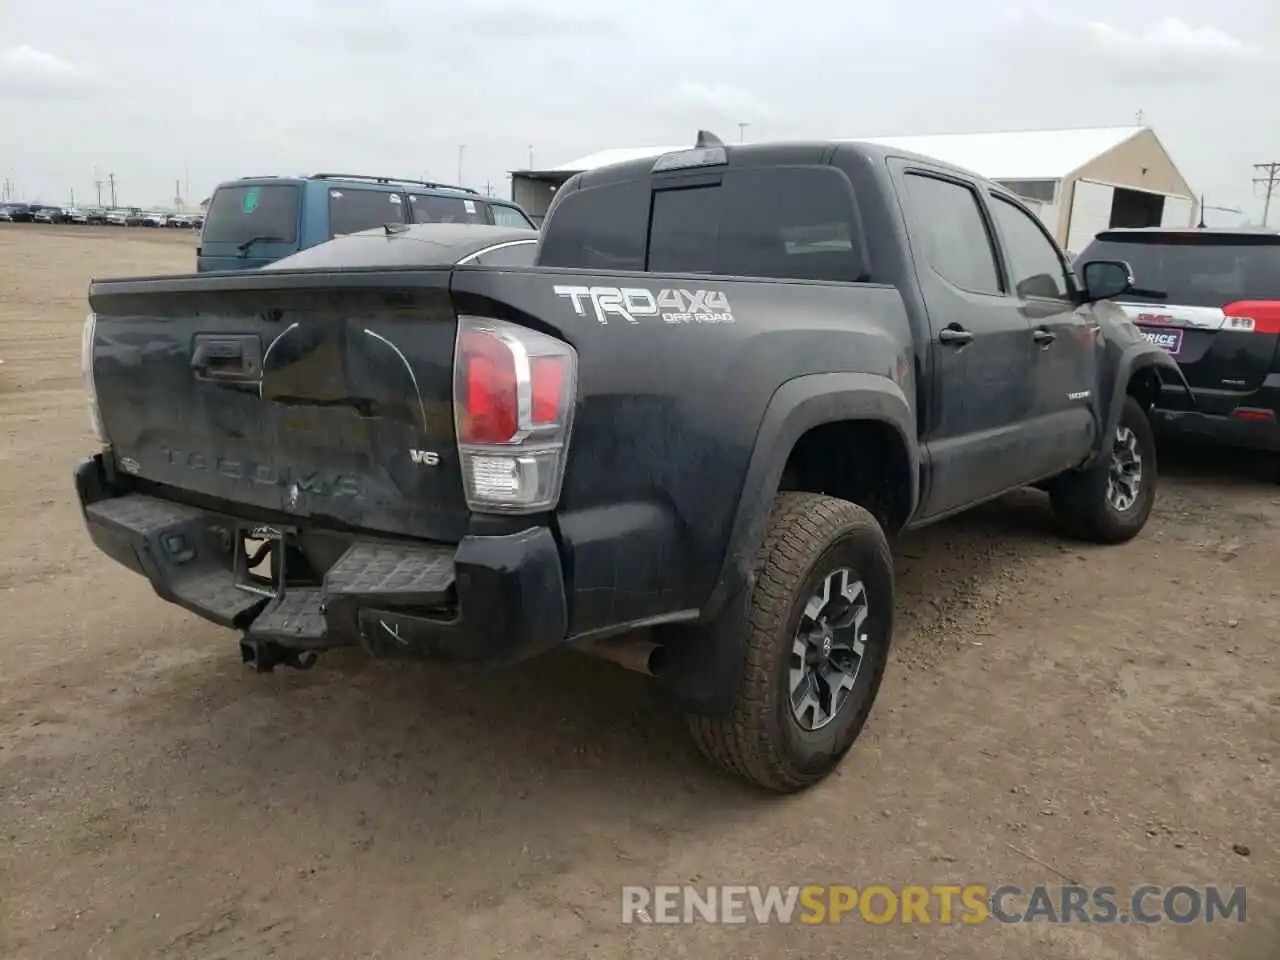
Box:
1222;301;1280;335
453;315;577;513
81;312;108;445
1230;407;1277;422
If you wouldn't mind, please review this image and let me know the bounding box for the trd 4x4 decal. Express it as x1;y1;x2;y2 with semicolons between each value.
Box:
553;285;735;325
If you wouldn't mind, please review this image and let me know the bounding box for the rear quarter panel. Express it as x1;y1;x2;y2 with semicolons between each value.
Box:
451;266;915;638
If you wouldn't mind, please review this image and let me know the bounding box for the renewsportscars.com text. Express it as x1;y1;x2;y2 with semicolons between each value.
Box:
620;884;1247;925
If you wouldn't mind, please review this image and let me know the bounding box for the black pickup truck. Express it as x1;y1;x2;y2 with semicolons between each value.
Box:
76;133;1186;792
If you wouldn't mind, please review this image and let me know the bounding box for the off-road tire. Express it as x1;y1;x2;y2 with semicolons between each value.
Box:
686;492;894;793
1050;394;1157;544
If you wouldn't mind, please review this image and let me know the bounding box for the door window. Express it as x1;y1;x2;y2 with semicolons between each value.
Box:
902;174;1001;295
988;194;1072;301
328;188;405;238
489;203;535;229
409;193;482;224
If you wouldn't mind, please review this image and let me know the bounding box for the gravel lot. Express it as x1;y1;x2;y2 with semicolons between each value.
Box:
1;223;1276;960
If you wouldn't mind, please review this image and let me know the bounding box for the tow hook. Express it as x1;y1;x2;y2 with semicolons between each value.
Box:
239;638;320;673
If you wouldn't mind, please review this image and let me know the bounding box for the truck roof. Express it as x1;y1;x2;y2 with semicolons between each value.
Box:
567;138;1007;193
1094;226;1280;239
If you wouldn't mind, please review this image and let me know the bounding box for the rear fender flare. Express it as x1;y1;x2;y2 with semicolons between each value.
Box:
1087;341;1190;468
656;373;916;716
702;372;918;622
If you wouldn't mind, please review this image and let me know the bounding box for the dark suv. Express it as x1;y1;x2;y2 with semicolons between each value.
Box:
1077;228;1280;455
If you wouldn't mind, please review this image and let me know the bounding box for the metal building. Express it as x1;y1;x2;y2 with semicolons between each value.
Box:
856;125;1197;252
511;126;1195;248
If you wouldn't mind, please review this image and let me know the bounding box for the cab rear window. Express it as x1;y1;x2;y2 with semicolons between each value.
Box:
1079;233;1280;307
538;166;870;282
202;184;300;244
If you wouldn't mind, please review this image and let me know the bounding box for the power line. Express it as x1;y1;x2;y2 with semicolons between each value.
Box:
1253;162;1280;227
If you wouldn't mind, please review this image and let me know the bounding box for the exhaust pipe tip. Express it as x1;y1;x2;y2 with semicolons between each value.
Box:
647;644;669;677
574;635;667;677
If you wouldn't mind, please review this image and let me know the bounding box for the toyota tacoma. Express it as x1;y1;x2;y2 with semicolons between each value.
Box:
75;133;1187;792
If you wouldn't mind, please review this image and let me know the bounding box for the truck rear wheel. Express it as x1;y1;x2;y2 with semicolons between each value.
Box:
687;492;894;793
1050;394;1157;543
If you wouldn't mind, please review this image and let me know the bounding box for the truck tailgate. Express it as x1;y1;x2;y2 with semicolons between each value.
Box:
87;268;470;542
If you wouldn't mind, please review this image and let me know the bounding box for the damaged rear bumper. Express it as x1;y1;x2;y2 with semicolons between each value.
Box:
74;455;568;664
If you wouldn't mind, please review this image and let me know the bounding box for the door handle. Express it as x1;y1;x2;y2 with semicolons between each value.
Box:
938;325;974;346
1033;327;1057;347
191;334;262;381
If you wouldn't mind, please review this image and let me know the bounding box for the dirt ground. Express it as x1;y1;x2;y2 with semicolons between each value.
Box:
0;223;1276;960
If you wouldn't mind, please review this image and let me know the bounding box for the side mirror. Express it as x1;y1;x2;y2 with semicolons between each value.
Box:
1079;259;1134;303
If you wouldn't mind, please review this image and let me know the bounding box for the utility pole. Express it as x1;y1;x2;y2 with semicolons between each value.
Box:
738;121;749;143
1253;162;1280;227
94;179;104;207
107;173;117;208
457;145;465;187
528;145;534;169
69;187;75;207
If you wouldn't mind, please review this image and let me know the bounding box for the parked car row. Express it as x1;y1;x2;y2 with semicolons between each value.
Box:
0;203;203;229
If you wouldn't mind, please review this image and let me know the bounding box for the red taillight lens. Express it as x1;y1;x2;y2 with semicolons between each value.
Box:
453;315;578;514
1223;301;1280;335
530;356;565;425
459;329;518;443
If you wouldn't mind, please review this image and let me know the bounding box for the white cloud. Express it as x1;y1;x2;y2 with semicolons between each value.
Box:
1001;6;1263;84
1087;18;1257;57
0;45;92;98
670;81;774;122
0;45;80;77
1;0;1277;221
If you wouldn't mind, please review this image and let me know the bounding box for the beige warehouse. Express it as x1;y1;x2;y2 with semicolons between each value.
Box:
857;125;1197;252
511;125;1196;252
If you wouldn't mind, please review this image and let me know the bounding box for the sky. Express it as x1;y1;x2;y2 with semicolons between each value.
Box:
1;0;1277;224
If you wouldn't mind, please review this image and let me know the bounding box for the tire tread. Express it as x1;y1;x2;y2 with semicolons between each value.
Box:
688;492;891;792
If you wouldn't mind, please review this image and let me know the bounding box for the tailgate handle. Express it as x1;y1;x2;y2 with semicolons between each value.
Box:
191;334;262;381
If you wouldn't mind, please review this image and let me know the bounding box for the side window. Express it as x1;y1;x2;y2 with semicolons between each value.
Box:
718;167;865;282
489;203;535;229
648;185;720;274
410;194;482;224
988;194;1072;301
537;180;650;271
328;188;404;238
646;167;868;282
902;174;1001;295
